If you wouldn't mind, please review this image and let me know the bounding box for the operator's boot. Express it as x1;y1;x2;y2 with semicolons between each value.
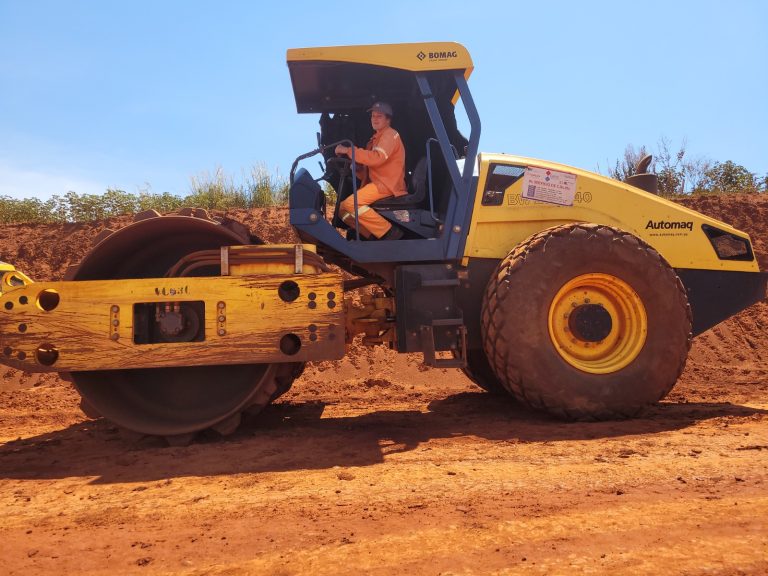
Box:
380;225;404;241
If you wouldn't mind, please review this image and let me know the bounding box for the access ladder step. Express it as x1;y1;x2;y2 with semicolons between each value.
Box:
419;321;467;368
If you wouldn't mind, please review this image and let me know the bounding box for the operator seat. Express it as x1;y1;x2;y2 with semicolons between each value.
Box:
369;156;442;239
373;156;428;209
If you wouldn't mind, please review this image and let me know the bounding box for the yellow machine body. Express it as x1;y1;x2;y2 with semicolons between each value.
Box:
464;153;759;273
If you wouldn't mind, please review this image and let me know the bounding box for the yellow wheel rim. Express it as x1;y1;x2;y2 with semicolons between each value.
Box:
548;273;647;374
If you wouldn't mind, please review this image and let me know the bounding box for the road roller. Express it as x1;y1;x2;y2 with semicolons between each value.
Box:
1;42;766;443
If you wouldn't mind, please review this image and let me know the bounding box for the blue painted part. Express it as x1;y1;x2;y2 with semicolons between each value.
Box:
288;171;441;261
416;74;463;257
447;72;481;259
425;138;446;224
456;73;481;186
293;212;446;262
289;72;482;265
349;144;360;241
288;168;323;211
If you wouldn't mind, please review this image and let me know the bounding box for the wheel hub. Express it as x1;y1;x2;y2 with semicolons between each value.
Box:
548;273;647;374
158;310;185;336
568;303;613;342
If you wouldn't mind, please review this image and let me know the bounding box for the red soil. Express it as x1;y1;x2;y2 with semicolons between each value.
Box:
1;197;767;575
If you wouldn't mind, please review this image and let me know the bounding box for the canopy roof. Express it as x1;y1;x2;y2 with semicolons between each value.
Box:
286;42;473;114
287;42;472;73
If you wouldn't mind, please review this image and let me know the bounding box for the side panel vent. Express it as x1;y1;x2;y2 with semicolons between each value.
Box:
702;224;754;261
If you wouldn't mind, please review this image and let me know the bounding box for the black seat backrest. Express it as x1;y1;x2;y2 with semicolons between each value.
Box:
409;156;428;201
372;156;428;208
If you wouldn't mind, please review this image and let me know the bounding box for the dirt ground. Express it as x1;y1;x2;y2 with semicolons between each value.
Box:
1;196;767;575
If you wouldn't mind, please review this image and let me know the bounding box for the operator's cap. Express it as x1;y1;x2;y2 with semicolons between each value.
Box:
367;101;393;116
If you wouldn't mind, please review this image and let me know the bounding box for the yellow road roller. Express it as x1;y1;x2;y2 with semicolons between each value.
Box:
1;42;765;442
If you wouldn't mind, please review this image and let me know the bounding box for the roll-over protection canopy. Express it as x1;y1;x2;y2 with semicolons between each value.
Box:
286;42;473;114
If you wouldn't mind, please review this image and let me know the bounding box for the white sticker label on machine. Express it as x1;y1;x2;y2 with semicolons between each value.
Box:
522;166;577;206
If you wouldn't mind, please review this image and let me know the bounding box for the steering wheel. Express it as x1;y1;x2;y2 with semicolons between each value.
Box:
325;156;353;176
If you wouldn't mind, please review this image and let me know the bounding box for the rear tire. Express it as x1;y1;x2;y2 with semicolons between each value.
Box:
461;348;506;394
481;223;691;420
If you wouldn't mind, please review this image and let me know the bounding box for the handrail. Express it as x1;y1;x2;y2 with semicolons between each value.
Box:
290;146;323;186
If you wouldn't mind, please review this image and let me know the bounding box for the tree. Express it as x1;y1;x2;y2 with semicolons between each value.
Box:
606;138;711;195
694;161;761;194
653;137;711;195
604;138;768;195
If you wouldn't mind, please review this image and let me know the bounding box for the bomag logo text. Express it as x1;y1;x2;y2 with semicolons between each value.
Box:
645;220;693;232
429;51;457;59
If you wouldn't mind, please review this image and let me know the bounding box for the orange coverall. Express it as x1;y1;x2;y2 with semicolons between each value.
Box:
339;126;407;238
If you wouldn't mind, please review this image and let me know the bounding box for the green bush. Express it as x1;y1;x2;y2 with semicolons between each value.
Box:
0;196;58;223
0;164;290;224
693;161;763;194
138;191;185;213
246;165;290;207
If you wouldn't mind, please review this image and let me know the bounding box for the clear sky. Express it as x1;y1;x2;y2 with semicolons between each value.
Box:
1;0;766;199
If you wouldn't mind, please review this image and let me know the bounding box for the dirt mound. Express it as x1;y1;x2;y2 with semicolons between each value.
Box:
0;208;298;282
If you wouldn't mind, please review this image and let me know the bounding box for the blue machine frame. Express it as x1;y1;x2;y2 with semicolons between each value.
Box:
289;71;481;264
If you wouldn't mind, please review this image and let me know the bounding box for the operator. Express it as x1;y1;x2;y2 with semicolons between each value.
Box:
335;101;407;241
